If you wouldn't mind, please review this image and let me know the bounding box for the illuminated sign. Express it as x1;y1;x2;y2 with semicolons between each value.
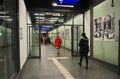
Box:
57;0;79;5
40;26;53;31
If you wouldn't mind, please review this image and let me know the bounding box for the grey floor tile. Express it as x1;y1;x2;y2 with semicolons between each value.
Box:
18;45;120;79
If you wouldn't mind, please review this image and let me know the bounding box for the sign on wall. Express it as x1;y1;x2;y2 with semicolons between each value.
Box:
94;13;115;41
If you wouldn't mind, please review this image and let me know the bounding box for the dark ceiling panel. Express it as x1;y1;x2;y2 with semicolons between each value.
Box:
24;0;90;12
25;0;101;26
25;0;53;8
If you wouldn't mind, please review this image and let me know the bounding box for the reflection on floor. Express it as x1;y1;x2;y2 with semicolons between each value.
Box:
18;44;120;79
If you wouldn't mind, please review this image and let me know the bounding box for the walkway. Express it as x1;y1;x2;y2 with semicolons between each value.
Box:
18;45;120;79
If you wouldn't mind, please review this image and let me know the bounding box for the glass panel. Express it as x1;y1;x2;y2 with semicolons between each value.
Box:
29;26;40;58
72;13;83;56
6;0;17;78
73;26;83;56
0;0;8;78
0;0;17;79
0;24;7;79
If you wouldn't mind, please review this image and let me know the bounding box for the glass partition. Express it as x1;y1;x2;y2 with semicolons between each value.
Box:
28;26;40;58
73;26;83;56
0;0;18;79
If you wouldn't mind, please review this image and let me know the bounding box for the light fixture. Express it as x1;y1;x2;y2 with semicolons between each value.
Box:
34;13;45;16
35;17;39;19
0;11;8;14
34;13;39;15
36;20;40;21
51;17;59;20
40;13;45;16
52;3;57;6
0;16;9;18
52;2;74;8
39;17;45;19
36;22;39;23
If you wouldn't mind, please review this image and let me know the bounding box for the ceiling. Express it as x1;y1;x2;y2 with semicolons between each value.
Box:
24;0;90;12
24;0;95;29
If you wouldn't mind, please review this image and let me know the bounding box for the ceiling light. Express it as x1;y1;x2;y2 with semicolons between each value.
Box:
40;13;45;16
35;17;39;19
57;5;74;7
36;20;40;21
50;19;58;22
0;11;7;14
36;22;39;23
51;17;59;20
39;19;44;21
0;16;10;18
40;17;45;19
4;18;13;22
52;2;74;8
34;13;39;15
52;3;57;6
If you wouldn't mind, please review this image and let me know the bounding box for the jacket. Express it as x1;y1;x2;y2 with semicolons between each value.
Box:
79;37;89;54
54;37;62;48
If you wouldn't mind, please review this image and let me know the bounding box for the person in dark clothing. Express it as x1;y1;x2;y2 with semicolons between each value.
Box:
47;37;51;44
78;33;89;69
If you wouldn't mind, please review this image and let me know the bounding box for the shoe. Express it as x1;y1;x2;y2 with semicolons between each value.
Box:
57;53;59;55
85;66;88;69
78;63;81;66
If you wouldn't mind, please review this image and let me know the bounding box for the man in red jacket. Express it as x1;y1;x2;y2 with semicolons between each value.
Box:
54;36;62;55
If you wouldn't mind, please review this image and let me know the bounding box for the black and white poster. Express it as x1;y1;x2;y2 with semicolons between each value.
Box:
94;13;115;41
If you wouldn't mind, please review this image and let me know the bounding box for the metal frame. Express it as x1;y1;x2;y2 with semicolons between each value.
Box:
28;26;41;58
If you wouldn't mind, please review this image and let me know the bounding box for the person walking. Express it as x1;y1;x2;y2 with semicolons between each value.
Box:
78;33;89;69
54;36;62;55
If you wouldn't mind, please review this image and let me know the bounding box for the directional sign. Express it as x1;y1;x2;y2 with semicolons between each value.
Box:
57;0;79;5
40;26;53;31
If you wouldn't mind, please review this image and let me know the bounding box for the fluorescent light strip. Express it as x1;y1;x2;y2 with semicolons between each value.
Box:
34;13;39;15
40;13;45;16
0;11;7;14
51;17;59;20
52;3;74;8
57;5;74;7
0;16;10;18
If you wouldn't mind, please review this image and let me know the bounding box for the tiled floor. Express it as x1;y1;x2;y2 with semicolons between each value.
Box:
18;45;120;79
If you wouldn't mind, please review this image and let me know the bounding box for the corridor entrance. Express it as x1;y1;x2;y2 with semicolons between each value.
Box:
28;12;84;58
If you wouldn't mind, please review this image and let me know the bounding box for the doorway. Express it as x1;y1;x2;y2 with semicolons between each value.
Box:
28;26;41;58
72;26;82;56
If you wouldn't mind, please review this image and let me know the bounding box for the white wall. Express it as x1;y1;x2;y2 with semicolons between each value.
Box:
85;10;90;55
19;0;28;69
93;0;120;65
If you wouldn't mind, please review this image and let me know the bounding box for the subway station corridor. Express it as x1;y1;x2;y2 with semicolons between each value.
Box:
17;45;120;79
1;0;120;79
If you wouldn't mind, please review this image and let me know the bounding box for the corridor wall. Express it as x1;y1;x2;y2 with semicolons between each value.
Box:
73;14;83;52
50;29;57;44
93;0;120;65
64;25;71;50
19;0;28;69
58;26;65;47
85;10;90;55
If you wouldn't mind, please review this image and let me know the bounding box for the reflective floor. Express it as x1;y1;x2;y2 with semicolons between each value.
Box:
18;44;120;79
